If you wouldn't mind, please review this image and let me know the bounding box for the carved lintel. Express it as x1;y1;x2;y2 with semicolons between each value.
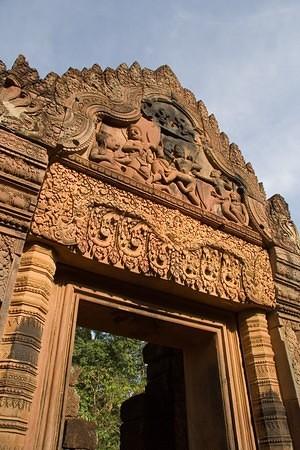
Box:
239;311;293;449
0;244;56;449
31;162;275;308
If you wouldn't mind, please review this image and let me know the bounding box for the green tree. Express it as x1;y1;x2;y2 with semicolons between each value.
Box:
72;328;146;450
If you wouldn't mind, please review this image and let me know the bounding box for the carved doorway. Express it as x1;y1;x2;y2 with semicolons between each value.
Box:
45;274;256;450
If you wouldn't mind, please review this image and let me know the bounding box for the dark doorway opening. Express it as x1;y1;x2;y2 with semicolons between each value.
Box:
62;297;233;450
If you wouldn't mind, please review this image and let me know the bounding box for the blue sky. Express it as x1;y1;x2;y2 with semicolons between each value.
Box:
1;0;299;227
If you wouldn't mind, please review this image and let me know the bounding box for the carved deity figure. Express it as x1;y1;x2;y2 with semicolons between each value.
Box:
89;128;127;170
119;124;154;183
158;144;204;206
88;101;250;227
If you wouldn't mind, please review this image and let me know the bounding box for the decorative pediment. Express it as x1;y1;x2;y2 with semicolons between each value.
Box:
0;56;298;251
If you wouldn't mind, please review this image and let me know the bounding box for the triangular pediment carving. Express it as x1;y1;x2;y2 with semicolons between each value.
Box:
0;55;299;253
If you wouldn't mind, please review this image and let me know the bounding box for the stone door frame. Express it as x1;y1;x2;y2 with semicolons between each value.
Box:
32;272;256;450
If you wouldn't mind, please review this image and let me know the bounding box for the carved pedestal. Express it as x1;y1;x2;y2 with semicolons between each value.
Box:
239;311;292;449
0;244;56;450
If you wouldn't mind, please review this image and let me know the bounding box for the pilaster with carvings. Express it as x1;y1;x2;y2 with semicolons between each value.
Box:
0;128;48;338
268;241;300;448
0;244;56;450
239;311;293;449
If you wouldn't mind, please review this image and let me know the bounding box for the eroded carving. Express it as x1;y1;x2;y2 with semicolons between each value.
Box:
0;236;15;304
269;194;300;254
0;57;46;136
281;320;300;391
0;150;44;183
0;183;31;211
31;163;275;306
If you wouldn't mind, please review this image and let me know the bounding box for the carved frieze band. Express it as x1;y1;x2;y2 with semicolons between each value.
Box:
270;246;300;320
239;312;293;449
0;244;56;450
31;162;275;307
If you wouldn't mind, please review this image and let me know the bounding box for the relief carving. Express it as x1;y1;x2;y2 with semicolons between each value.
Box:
0;184;32;211
88;100;250;226
269;194;300;254
0;244;56;449
0;235;15;304
0;150;44;183
281;320;300;391
0;57;279;241
0;129;47;163
240;312;293;449
0;57;45;136
31;162;275;307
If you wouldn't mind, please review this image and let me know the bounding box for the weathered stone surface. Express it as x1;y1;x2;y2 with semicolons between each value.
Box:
63;418;97;450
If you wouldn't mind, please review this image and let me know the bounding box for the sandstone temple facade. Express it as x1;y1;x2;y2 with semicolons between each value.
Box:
0;55;299;450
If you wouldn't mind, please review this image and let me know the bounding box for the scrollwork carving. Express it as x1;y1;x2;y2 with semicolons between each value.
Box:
32;163;275;307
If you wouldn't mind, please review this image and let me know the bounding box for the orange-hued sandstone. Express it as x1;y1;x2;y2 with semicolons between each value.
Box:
0;55;299;449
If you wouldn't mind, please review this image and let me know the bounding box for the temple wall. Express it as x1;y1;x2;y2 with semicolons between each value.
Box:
0;56;299;449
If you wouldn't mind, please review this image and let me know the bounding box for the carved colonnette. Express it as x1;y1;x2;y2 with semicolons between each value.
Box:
239;311;292;449
0;244;56;450
0;128;48;339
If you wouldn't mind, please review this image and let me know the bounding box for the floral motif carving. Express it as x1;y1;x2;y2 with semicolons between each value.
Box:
0;129;47;163
31;163;275;307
